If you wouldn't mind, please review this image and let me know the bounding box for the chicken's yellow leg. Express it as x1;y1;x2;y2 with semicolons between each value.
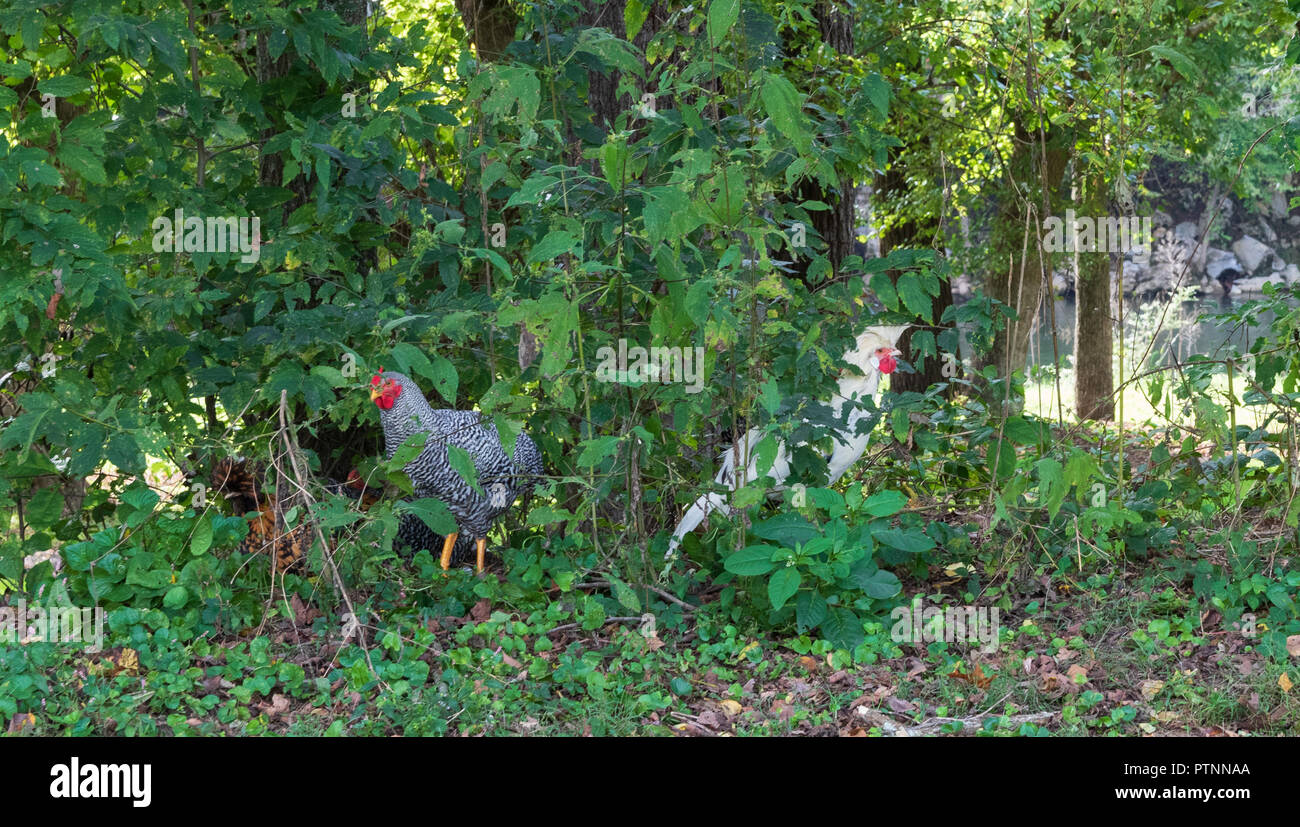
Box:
475;537;487;574
439;532;459;570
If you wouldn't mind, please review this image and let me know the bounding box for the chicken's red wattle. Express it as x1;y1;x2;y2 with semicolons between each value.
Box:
878;354;897;374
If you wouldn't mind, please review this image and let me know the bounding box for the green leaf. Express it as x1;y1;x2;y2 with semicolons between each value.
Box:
862;73;891;118
1063;449;1100;502
390;432;430;468
767;566;801;610
190;514;213;556
852;568;901;599
447;444;484;497
57;143;106;185
707;0;739;48
760;73;811;154
625;0;649;40
25;488;62;529
426;354;459;405
526;504;574;526
1004;416;1045;446
862;489;906;517
724;545;778;576
39;75;90;97
897;274;931;319
606;574;641;613
163;585;188;610
796;590;828;631
869;272;898;311
528;230;578;264
751;513;818;547
684;278;714;326
396;497;458;535
872;527;936;553
1148;45;1202;83
21;159;61;187
993;436;1017;481
1035;458;1066;519
106;433;144;474
821;607;864;650
577;435;621;468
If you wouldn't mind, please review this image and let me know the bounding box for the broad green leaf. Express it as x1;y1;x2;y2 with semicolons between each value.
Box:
396;497;458;535
862;73;891;118
862;489;907;517
708;0;739;47
724;545;779;576
821;607;864;650
39;75;90;97
1035;457;1066;519
528;230;579;264
767;566;801;610
1149;45;1202;82
190;514;213;556
625;0;649;40
57;143;106;185
751;513;818;546
872;527;936;553
163;585;188;610
24;489;62;529
796;590;828;630
447;444;484;497
576;435;620;468
606;574;641;613
897;274;931;319
852;568;901;599
760;73;811;154
390;432;430;468
869;272;898;311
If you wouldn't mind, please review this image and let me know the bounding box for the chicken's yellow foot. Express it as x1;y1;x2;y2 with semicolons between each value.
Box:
475;537;487;574
439;532;459;571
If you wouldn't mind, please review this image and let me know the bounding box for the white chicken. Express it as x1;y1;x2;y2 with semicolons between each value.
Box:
665;324;908;564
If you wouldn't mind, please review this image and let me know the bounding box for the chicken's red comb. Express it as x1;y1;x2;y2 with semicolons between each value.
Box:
370;367;384;387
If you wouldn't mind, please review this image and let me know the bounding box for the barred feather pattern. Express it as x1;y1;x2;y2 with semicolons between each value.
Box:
372;370;544;543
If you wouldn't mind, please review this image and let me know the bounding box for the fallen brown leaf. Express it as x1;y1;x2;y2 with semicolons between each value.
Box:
1139;680;1164;700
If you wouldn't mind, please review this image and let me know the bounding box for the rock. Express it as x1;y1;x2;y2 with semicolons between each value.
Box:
1173;221;1198;242
1257;219;1279;244
1232;235;1273;274
1286;264;1300;285
1289;215;1300;227
1205;248;1241;280
1271;189;1290;220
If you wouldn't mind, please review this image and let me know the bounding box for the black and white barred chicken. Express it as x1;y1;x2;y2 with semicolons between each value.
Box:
369;367;543;572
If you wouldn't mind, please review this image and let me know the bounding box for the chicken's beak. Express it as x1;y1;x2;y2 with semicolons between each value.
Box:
369;386;382;403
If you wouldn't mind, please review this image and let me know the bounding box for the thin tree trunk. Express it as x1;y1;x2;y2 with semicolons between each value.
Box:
982;123;1068;388
1074;169;1114;420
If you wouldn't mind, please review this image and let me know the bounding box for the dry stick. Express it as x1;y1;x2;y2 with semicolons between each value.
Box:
545;616;644;635
275;390;381;682
574;578;698;613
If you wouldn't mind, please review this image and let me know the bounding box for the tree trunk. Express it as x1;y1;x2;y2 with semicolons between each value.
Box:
1074;168;1115;421
455;0;520;60
875;152;953;395
982;123;1069;391
782;1;857;284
